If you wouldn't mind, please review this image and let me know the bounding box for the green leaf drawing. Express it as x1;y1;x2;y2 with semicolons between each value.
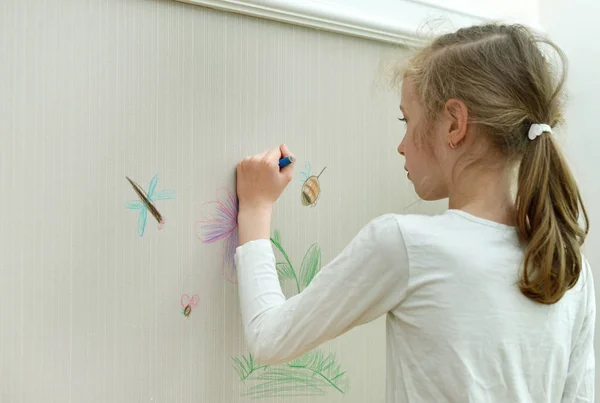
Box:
276;261;295;280
299;243;321;288
235;351;347;398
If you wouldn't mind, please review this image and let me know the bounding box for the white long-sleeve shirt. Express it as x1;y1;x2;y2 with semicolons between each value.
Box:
235;210;596;402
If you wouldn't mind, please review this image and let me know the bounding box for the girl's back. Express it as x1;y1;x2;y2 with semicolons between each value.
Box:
388;210;594;402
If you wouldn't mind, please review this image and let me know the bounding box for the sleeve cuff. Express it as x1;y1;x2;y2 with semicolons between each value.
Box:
235;238;273;259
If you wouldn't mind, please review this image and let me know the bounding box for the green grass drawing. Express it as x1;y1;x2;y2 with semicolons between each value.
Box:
232;230;348;398
233;350;347;398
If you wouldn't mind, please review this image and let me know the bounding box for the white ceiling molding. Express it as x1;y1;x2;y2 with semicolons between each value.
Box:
175;0;499;46
407;0;542;31
405;0;499;22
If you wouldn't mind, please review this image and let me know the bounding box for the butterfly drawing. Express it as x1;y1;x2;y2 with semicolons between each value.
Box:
180;294;200;317
125;175;175;237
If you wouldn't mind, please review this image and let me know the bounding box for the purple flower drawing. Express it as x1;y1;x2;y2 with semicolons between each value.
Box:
195;188;239;284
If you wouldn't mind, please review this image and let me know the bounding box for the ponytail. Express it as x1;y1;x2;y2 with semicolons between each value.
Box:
516;134;589;304
394;22;589;304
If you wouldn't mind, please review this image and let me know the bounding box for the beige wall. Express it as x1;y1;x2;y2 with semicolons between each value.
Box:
540;0;600;394
0;0;441;402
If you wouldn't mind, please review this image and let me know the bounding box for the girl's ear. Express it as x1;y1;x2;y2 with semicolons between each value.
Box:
444;98;469;147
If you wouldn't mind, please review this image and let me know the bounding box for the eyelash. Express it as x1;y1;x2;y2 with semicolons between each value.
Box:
398;117;407;123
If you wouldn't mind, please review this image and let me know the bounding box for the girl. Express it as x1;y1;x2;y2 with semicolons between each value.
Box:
235;23;595;402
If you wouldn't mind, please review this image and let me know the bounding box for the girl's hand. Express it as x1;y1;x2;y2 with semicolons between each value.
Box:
236;144;295;212
236;144;295;244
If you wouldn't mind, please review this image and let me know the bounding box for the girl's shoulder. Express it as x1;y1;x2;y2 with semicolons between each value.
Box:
371;210;519;251
369;210;464;234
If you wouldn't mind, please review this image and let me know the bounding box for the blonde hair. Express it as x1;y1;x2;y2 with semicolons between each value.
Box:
396;23;589;304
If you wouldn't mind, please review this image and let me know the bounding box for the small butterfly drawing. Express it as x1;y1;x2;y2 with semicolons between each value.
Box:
125;175;175;237
180;294;200;317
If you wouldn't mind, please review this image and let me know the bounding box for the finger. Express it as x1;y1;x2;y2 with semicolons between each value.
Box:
279;144;295;177
264;146;282;163
280;144;296;164
281;165;294;183
249;146;272;161
280;144;292;158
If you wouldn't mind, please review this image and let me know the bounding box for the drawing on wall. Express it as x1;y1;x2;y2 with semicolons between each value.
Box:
180;294;200;317
299;162;327;207
232;230;348;398
270;230;321;294
233;350;347;398
195;188;239;284
125;175;175;237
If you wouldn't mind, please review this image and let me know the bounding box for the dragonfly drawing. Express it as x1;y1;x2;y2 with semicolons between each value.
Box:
125;175;175;237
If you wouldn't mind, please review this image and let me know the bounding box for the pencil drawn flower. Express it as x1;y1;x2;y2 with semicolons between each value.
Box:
195;188;239;284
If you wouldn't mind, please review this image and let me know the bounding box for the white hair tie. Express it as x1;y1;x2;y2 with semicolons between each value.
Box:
528;123;552;140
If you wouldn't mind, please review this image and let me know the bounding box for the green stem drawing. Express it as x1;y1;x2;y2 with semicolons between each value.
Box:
232;230;347;399
269;236;301;294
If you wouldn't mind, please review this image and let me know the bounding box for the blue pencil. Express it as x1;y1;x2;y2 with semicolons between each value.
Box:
279;156;294;168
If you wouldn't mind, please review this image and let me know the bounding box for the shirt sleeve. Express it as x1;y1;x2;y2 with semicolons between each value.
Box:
234;213;410;365
562;258;596;402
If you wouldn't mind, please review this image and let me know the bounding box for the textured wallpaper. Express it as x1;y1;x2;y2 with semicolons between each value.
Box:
0;0;444;401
